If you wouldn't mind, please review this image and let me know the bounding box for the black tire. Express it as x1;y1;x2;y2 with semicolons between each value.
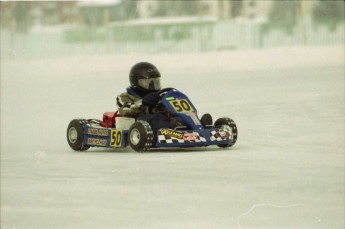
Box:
200;113;213;127
128;121;154;152
214;117;238;148
67;119;90;151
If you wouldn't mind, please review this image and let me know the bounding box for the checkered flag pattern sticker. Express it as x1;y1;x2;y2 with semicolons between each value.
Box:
158;129;207;144
158;135;185;144
210;125;231;141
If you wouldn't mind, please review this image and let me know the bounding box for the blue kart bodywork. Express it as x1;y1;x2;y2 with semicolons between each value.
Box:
68;88;237;151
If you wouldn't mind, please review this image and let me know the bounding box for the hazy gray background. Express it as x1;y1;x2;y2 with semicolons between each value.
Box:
1;1;344;228
1;0;344;57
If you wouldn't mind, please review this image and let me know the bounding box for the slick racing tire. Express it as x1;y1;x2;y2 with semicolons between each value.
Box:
67;119;90;151
128;121;154;152
214;117;238;148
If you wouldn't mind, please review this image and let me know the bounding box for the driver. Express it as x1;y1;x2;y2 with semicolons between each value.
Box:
116;62;171;133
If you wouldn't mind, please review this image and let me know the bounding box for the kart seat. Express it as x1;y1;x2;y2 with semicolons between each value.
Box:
100;111;119;128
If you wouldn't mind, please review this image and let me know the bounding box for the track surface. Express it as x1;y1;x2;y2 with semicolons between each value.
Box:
1;47;344;228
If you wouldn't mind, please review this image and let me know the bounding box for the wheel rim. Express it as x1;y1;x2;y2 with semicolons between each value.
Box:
220;125;233;140
227;125;234;140
130;128;140;145
68;127;78;144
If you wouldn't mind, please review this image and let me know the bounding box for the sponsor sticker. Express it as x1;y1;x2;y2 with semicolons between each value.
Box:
159;129;183;139
183;132;200;141
87;128;109;137
87;138;107;146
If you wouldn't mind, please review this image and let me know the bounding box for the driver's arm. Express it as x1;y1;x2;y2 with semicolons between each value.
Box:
116;93;142;117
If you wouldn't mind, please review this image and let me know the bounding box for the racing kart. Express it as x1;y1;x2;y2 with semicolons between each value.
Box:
67;88;237;152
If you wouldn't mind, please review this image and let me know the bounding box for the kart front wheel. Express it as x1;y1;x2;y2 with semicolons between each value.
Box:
128;121;154;152
214;117;238;148
67;119;90;151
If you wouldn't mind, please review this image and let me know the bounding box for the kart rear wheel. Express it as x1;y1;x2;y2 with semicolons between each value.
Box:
67;119;90;151
214;117;238;148
128;121;154;152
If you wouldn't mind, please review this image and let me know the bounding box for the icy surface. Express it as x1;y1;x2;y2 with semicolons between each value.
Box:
1;46;344;228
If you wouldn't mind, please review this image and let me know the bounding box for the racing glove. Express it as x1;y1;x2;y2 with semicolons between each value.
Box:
142;92;160;107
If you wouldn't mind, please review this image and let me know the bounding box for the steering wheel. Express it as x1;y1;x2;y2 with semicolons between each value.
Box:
157;87;175;98
146;88;175;114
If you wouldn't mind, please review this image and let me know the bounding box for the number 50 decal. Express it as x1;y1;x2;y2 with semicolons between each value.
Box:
169;99;194;113
110;130;122;147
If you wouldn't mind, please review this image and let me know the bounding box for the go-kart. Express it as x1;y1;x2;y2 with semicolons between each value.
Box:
67;88;237;152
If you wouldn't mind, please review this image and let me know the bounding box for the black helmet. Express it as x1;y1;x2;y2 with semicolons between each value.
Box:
129;62;161;93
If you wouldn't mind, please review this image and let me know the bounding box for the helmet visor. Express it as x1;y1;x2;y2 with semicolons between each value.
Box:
138;78;161;91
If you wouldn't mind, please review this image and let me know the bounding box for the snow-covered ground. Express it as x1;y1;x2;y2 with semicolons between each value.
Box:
1;46;344;228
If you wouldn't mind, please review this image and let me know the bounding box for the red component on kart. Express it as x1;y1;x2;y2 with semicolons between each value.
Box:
100;111;119;128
